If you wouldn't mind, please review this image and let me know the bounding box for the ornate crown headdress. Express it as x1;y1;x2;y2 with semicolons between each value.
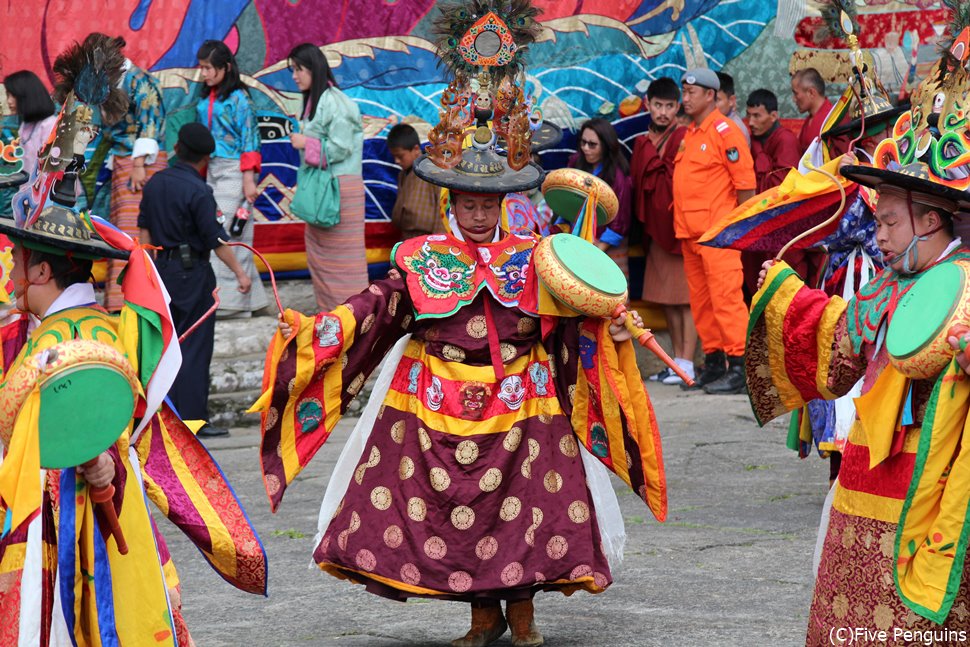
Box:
413;1;546;194
2;33;129;260
821;4;909;139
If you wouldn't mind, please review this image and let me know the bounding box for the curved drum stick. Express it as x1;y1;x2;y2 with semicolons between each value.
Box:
218;239;285;316
775;85;864;262
179;288;220;343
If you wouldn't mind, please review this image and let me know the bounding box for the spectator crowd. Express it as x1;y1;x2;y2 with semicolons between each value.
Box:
1;31;858;428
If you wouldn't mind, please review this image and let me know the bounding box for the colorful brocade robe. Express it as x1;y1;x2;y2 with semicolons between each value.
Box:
253;230;666;600
0;306;176;646
746;252;970;637
0;306;267;646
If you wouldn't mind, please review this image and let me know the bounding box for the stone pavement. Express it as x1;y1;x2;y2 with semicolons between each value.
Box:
163;380;828;646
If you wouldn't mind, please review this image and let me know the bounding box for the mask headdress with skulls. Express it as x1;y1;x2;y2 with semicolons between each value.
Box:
842;2;970;217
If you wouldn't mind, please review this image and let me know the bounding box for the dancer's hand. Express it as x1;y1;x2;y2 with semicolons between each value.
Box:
278;312;294;338
609;309;643;342
839;152;857;171
947;325;970;374
756;260;776;291
79;453;115;489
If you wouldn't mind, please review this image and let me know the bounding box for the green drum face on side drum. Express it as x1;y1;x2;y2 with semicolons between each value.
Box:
548;233;627;297
533;233;629;318
887;261;970;380
0;339;140;470
541;168;619;226
38;363;136;469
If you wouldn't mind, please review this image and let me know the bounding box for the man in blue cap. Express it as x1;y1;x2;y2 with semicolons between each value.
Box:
139;122;252;437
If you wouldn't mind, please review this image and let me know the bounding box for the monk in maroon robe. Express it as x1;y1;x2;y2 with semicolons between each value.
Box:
630;77;697;384
747;89;801;192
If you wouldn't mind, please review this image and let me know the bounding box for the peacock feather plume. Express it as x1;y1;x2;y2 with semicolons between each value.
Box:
940;0;970;63
52;33;128;125
813;0;858;45
432;0;542;82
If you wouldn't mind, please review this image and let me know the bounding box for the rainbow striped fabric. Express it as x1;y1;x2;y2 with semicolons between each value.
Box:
700;157;858;254
136;403;268;595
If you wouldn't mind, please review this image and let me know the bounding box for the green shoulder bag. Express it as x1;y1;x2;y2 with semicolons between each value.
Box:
290;159;341;228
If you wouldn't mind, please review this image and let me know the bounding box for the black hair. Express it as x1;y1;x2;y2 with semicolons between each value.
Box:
3;70;56;124
646;77;680;102
716;72;736;97
386;123;420;151
175;141;207;165
287;43;338;121
574;118;629;187
26;249;93;290
196;40;247;101
793;68;826;96
746;88;779;113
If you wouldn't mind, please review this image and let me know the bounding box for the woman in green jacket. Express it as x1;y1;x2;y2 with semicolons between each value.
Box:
288;43;368;311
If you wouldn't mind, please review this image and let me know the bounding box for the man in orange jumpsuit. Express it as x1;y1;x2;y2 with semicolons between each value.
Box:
672;68;756;395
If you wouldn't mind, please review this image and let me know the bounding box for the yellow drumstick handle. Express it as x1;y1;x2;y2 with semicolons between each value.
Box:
614;306;696;386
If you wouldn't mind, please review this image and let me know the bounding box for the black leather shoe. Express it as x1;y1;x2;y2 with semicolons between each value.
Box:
704;355;747;395
197;425;230;438
681;350;727;390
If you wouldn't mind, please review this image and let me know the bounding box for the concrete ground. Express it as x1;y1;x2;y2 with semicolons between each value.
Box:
163;378;828;647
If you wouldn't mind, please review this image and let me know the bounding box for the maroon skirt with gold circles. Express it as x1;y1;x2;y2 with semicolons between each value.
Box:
313;337;613;602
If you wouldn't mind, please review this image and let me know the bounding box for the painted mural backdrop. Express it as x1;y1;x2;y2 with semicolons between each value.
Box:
0;1;949;278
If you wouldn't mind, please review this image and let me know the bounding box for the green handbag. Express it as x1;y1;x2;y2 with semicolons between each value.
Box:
290;163;341;228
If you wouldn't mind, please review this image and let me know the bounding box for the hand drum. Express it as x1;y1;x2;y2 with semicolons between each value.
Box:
541;168;618;226
533;234;694;385
0;339;138;467
887;261;970;379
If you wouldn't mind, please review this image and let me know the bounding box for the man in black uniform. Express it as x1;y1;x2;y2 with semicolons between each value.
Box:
139;123;252;437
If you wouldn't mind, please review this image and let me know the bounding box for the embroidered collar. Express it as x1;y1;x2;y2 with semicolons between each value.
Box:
392;231;537;319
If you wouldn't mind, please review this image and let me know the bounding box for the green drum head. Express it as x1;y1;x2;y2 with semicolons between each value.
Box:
887;262;963;360
544;187;612;226
549;234;627;297
38;365;134;469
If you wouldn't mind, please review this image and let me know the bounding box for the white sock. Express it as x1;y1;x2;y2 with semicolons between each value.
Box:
674;357;695;378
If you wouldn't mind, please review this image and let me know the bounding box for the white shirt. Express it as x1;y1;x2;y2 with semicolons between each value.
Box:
43;282;98;318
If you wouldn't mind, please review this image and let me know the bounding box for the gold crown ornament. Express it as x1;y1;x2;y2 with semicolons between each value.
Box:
413;0;546;195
